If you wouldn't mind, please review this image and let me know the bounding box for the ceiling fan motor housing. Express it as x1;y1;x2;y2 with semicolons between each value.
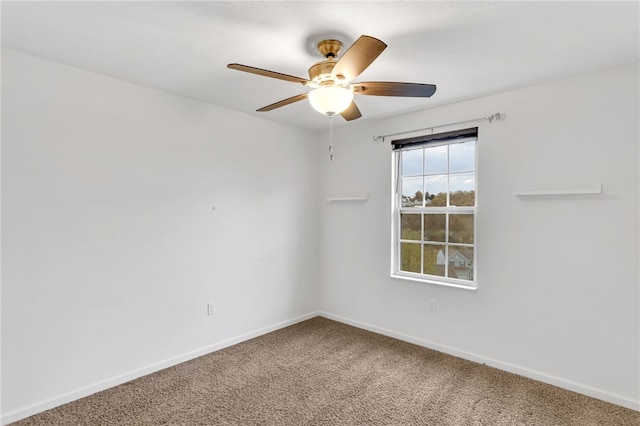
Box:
308;61;343;86
308;39;349;87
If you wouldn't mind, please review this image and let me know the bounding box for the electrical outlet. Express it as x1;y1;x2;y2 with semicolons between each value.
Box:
207;302;216;315
428;299;437;312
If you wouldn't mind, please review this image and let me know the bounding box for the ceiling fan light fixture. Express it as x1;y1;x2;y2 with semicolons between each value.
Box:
308;86;353;116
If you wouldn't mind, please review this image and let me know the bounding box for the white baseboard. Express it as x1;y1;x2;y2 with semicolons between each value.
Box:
1;311;321;425
4;310;637;424
318;311;640;412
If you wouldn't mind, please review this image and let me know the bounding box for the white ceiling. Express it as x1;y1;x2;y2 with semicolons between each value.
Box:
2;1;638;132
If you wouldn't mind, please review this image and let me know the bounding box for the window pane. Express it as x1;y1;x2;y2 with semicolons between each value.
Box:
424;145;447;175
449;214;474;244
449;173;475;206
401;214;422;240
424;245;446;277
425;175;447;207
401;176;423;207
423;214;446;242
401;243;422;273
402;149;422;176
393;134;477;287
449;140;475;173
448;246;474;281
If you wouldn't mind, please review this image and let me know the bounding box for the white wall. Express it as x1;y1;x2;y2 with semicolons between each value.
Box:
319;64;639;409
1;49;321;421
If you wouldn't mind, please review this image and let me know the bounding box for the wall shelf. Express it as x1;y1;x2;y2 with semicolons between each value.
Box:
325;194;369;203
513;184;602;197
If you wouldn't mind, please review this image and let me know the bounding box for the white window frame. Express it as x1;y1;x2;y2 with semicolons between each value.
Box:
390;132;478;290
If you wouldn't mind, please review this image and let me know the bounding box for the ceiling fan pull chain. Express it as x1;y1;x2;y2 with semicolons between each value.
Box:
329;114;334;161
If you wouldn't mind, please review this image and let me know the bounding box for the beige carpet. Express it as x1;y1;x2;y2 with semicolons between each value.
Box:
12;317;640;425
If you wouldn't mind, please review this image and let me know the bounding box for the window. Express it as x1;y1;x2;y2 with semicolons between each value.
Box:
391;128;477;289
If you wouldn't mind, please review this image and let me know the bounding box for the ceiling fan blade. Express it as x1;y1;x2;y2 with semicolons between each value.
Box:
227;63;311;85
340;101;362;121
256;93;309;112
353;81;437;97
331;35;387;82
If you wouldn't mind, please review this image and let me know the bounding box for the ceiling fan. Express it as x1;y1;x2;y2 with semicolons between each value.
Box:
227;35;437;121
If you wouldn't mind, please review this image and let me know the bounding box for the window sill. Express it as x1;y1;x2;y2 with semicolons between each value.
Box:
390;273;477;291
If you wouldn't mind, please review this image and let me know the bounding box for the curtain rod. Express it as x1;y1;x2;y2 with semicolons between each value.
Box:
372;113;502;142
